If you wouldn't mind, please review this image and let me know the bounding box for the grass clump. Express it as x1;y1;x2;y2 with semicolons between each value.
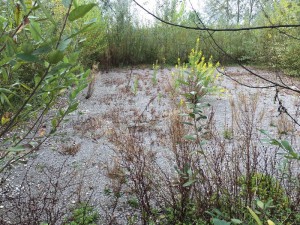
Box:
65;203;99;225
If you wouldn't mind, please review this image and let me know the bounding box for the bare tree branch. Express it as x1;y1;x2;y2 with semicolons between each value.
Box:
132;0;300;32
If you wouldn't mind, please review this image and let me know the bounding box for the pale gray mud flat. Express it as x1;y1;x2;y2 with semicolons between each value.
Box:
1;66;299;224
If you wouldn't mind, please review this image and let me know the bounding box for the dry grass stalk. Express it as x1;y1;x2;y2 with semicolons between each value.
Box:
86;63;99;99
277;113;295;136
61;142;81;156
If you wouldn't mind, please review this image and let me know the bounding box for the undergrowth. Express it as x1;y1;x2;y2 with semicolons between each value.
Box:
103;41;300;224
0;38;299;224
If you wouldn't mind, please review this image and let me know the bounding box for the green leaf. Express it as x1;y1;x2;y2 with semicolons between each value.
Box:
261;138;270;143
179;113;189;117
34;76;41;87
82;69;91;79
59;109;65;116
84;18;97;25
264;199;274;209
66;23;94;39
57;38;72;51
183;179;196;187
0;56;13;67
247;206;262;225
24;0;33;12
17;53;39;62
0;93;13;108
47;50;64;64
48;63;71;76
33;40;55;55
14;3;22;25
184;134;196;141
21;43;34;54
29;20;42;41
0;94;4;105
7;145;25;152
73;0;78;8
182;122;193;126
212;218;231;225
267;220;275;225
51;118;57;128
188;113;195;118
200;140;207;146
196;115;207;120
67;102;79;113
187;168;192;176
269;139;281;146
0;15;6;26
259;129;270;137
6;37;17;57
200;115;207;119
21;83;32;91
280;140;293;153
0;88;16;95
231;219;243;224
0;68;8;82
68;4;96;21
213;209;224;216
177;79;189;85
257;200;264;209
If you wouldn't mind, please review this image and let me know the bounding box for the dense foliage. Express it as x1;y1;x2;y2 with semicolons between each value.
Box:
86;0;300;75
0;0;97;171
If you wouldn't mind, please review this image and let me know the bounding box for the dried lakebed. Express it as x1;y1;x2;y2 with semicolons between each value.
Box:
1;67;300;224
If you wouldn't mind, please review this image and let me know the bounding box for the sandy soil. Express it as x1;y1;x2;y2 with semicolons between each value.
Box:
1;66;299;224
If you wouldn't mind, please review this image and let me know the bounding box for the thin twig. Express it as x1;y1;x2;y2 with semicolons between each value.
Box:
132;0;300;32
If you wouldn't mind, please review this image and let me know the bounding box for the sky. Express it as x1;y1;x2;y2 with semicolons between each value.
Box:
132;0;206;24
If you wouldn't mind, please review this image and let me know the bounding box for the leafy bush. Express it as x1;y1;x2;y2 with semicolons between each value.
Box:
0;0;95;171
238;173;289;206
173;38;220;99
77;2;107;69
238;173;294;222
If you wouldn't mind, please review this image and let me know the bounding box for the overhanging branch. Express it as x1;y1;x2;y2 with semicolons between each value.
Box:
132;0;300;32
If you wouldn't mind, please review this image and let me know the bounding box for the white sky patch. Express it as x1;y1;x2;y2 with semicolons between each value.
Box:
132;0;206;25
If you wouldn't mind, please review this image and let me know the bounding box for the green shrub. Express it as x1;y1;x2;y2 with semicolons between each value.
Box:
174;38;221;100
238;173;288;205
0;0;95;172
237;173;299;224
77;2;107;69
65;203;99;225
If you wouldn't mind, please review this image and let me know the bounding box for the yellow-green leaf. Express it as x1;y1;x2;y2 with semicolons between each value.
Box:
247;206;262;225
68;4;96;21
267;219;275;225
14;4;22;25
21;43;34;54
29;20;42;41
48;50;64;64
24;0;32;12
1;113;11;125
